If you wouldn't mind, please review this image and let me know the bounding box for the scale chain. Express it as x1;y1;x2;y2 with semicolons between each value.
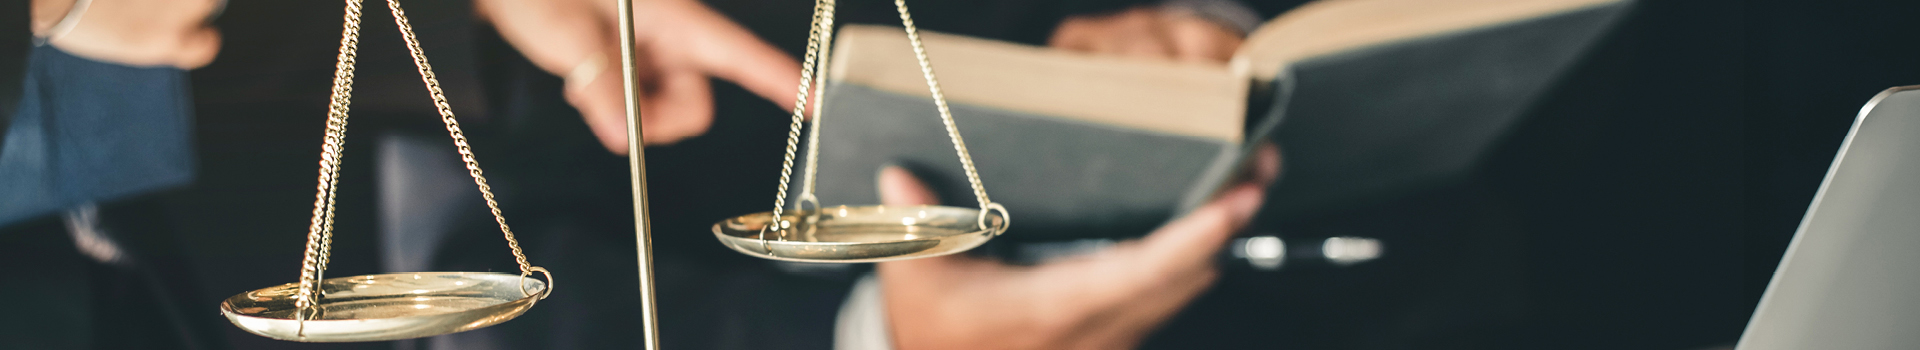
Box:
768;0;995;242
798;0;836;200
296;0;364;311
386;0;534;277
765;0;832;248
294;0;540;314
894;0;992;208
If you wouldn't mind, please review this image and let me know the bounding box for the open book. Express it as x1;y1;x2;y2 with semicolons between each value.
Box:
795;0;1631;241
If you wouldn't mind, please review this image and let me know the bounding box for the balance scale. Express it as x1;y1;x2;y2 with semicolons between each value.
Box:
217;0;1009;348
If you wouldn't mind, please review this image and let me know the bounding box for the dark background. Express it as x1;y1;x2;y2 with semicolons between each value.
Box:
6;0;1920;349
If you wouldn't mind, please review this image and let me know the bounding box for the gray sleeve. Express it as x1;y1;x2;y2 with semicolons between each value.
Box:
834;274;896;350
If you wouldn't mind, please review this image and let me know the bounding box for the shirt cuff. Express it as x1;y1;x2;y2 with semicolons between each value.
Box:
835;274;895;350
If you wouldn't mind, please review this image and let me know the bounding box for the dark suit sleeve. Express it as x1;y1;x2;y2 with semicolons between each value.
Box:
0;0;30;155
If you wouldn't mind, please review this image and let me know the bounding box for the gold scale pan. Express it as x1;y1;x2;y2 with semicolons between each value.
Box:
711;0;1011;263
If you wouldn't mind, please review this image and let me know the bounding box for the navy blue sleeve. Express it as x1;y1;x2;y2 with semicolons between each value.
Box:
0;0;30;156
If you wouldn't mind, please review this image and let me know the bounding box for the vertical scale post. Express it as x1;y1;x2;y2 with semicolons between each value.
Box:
616;0;662;349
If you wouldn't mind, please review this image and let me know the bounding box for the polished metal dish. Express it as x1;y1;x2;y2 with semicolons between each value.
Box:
221;272;548;342
714;204;1007;263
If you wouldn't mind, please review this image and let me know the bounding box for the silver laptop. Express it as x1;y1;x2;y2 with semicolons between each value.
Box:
1739;86;1920;350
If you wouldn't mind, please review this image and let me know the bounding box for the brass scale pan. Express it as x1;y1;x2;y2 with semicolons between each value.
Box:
712;0;1011;263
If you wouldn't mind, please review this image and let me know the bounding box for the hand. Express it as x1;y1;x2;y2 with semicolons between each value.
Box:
476;0;801;152
32;0;223;69
875;145;1280;350
1048;6;1244;64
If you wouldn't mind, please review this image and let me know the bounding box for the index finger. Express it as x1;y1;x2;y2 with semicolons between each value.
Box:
659;0;803;111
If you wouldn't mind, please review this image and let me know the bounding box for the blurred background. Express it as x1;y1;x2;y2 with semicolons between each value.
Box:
2;0;1917;349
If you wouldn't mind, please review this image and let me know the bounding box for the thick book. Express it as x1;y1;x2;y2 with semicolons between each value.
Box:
795;0;1631;241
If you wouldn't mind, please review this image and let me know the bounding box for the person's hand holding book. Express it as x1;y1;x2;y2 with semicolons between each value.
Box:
874;145;1278;350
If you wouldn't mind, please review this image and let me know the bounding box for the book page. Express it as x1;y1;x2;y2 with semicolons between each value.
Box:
830;25;1247;142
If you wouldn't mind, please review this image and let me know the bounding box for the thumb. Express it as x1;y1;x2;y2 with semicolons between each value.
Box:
875;165;975;272
878;165;940;206
1134;183;1264;275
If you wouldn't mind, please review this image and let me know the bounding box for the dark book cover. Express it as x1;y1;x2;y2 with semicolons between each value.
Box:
795;0;1631;241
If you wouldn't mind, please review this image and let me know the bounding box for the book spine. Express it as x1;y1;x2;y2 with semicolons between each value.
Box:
1175;69;1296;215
